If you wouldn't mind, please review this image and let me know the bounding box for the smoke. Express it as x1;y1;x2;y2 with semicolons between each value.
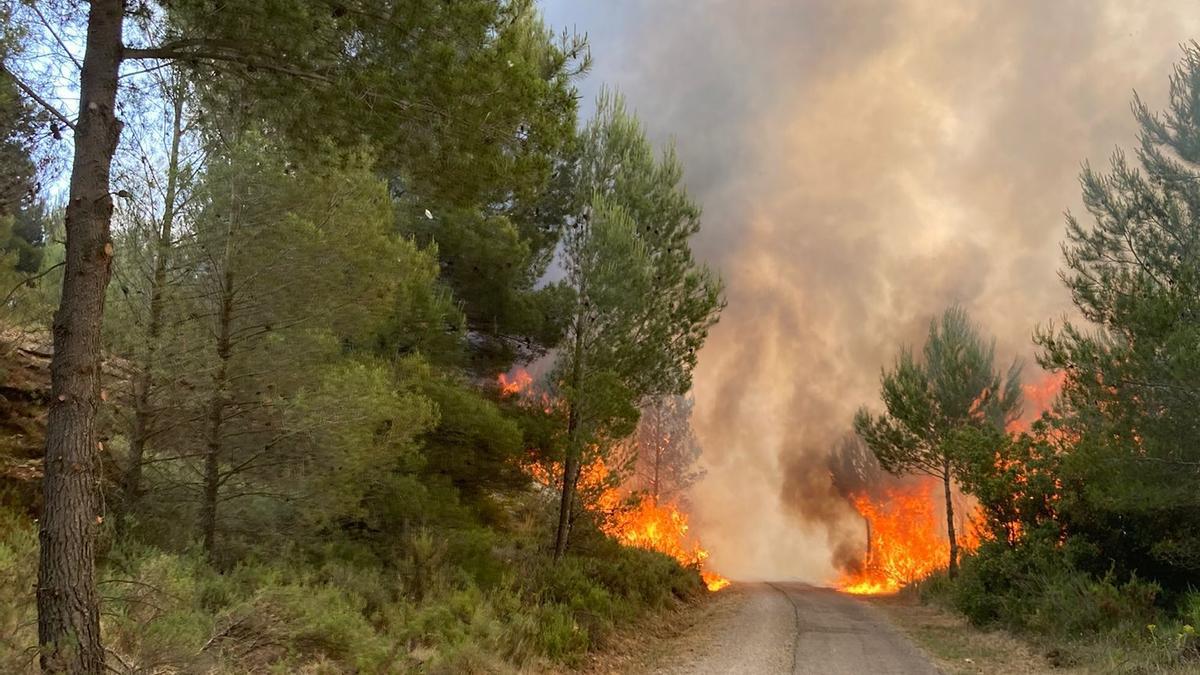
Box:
541;0;1200;581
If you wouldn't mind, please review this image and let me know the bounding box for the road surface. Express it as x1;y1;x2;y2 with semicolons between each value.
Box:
648;582;941;674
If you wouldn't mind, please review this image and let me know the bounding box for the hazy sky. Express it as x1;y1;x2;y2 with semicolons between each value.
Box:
541;1;1200;581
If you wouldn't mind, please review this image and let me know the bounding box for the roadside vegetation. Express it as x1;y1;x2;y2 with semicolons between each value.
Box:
857;44;1200;674
0;2;722;672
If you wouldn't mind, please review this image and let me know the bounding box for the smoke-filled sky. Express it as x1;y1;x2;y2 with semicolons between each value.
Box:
541;0;1200;581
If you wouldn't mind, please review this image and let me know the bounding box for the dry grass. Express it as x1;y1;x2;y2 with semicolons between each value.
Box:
868;592;1082;675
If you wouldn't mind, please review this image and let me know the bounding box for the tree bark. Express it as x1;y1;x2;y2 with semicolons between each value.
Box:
553;311;586;560
651;406;662;506
865;516;872;563
37;1;124;672
200;226;236;558
122;88;185;521
942;459;959;579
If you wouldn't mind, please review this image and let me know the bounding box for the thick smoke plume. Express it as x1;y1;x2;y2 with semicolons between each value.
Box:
542;0;1200;581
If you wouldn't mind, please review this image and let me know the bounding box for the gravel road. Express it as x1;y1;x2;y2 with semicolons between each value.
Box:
646;582;941;675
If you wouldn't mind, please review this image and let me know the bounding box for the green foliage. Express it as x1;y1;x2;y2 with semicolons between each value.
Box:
286;357;438;530
0;501;700;673
415;372;529;506
856;305;1023;480
399;204;574;373
941;535;1158;636
1037;41;1200;590
8;2;718;670
0;507;36;673
564;90;725;403
856;304;1022;574
950;422;1065;546
0;24;38;219
1;200;46;274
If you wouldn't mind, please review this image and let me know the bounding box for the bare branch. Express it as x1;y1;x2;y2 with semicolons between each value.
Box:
0;64;76;131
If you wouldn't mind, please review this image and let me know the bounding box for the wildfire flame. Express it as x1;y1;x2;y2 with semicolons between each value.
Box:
497;370;729;591
602;491;730;592
498;369;534;397
836;481;979;595
838;371;1065;595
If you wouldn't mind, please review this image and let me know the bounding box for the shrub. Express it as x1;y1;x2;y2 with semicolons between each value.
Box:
946;536;1159;639
0;507;36;673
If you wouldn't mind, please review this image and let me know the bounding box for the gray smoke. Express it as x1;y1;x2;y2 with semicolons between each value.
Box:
542;0;1200;581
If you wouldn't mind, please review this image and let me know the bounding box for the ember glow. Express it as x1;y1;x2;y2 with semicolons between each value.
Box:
499;371;729;591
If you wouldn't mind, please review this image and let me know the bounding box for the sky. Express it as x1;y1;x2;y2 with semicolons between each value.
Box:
541;0;1200;581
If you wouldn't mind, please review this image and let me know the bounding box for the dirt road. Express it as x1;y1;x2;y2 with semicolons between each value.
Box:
646;583;941;674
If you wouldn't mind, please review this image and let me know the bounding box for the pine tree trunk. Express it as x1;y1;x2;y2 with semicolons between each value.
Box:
553;312;586;560
652;411;662;506
200;288;232;557
200;202;236;558
865;516;872;564
942;460;959;578
122;90;184;521
37;2;123;671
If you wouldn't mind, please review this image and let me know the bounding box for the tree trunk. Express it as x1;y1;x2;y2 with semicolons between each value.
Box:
865;516;872;564
652;414;662;506
200;286;232;557
942;460;959;579
200;200;237;558
122;88;184;521
553;312;586;560
37;1;123;672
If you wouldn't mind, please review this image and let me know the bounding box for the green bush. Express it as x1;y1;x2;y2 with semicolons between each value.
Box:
0;507;36;673
945;537;1160;639
0;491;705;672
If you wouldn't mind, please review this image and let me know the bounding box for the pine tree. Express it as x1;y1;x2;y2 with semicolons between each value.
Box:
8;2;587;664
552;91;724;558
1037;42;1200;585
855;305;1022;577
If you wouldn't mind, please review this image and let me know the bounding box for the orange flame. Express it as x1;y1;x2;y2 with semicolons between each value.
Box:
498;369;534;397
601;492;730;591
502;370;728;591
839;371;1066;595
836;481;980;595
1007;371;1067;433
526;456;729;592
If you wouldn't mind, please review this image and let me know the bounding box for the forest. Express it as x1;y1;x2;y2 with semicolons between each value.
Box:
0;1;724;673
846;43;1200;673
11;2;1200;675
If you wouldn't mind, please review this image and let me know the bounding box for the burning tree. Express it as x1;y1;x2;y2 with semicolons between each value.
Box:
550;90;724;560
854;305;1022;577
628;395;705;505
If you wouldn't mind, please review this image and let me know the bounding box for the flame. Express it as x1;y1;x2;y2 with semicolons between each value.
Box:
836;480;980;595
498;368;534;397
500;370;728;591
525;456;729;592
601;492;730;591
838;371;1067;595
1007;370;1067;433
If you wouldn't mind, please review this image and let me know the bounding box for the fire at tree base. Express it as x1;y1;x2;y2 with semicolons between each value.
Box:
835;480;980;595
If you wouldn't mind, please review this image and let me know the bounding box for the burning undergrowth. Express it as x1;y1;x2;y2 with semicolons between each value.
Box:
498;369;730;592
810;372;1065;595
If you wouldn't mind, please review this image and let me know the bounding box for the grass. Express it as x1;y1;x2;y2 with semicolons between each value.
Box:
871;591;1081;675
895;561;1200;675
0;503;707;674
